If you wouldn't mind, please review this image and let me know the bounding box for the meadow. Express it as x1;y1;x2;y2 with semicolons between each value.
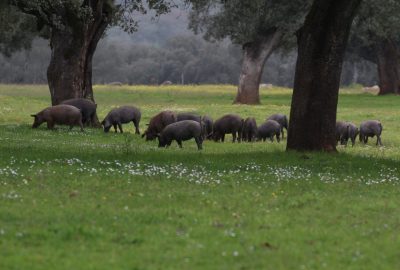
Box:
0;84;400;269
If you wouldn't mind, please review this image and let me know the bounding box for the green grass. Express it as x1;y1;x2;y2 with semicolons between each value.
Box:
0;84;400;269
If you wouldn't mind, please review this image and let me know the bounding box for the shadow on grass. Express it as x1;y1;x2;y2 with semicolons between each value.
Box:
1;124;398;176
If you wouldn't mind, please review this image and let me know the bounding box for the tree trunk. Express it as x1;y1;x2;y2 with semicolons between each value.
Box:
376;39;400;95
47;31;88;105
47;1;111;127
287;0;361;152
234;30;281;105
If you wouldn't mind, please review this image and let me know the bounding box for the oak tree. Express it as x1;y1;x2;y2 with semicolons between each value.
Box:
4;0;173;114
188;0;310;104
287;0;362;152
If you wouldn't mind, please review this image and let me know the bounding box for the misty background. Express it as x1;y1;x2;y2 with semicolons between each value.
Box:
0;8;378;87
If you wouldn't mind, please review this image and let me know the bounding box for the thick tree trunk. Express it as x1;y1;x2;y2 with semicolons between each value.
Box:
234;31;281;105
376;39;400;95
47;1;111;127
287;0;361;152
47;31;88;105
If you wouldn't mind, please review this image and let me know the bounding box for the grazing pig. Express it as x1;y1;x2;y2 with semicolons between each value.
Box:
142;110;177;141
359;120;383;146
267;114;288;138
202;115;213;139
336;121;349;145
157;120;203;150
31;105;83;131
177;112;201;123
336;121;359;146
242;117;258;142
347;123;359;146
101;106;141;134
257;120;281;142
212;114;243;142
61;98;97;126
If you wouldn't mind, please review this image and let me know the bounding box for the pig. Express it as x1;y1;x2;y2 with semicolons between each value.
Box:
142;110;177;141
347;123;359;146
242;117;258;142
157;120;203;150
202;115;213;139
177;112;201;123
212;114;243;142
359;120;383;146
336;121;359;146
31;104;83;131
61;98;97;126
101;106;141;134
336;121;349;145
266;114;288;138
257;120;281;142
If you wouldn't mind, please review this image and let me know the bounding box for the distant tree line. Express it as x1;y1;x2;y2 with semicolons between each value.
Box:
0;35;377;87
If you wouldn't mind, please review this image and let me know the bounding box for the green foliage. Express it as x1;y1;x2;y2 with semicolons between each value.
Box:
0;4;37;56
353;0;400;44
1;84;400;268
0;0;176;55
349;0;400;61
187;0;311;46
9;0;175;31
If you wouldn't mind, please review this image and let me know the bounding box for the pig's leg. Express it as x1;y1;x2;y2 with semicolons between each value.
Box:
113;124;118;133
377;135;382;146
232;132;236;143
177;140;183;148
276;133;281;143
221;134;225;142
281;128;285;139
133;120;140;134
195;136;202;150
118;123;123;133
47;121;54;130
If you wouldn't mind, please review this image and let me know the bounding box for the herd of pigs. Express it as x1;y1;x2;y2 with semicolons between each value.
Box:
30;98;384;150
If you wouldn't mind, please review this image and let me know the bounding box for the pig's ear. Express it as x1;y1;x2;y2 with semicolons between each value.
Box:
30;114;37;117
100;120;105;126
156;133;161;138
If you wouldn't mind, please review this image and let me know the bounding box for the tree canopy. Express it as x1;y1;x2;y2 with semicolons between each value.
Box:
0;3;37;56
347;0;400;64
188;0;311;46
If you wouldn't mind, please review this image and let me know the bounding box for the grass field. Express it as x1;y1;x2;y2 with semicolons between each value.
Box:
0;84;400;269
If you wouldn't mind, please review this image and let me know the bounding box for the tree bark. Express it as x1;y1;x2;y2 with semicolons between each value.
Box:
287;0;362;152
376;39;400;95
46;1;111;126
234;30;281;105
